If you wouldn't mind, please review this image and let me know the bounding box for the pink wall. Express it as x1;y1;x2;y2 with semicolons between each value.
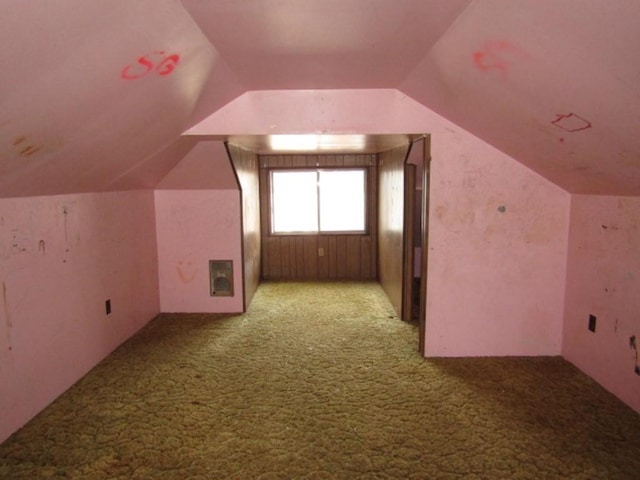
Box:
563;195;640;412
155;190;243;313
0;190;159;443
187;89;571;358
155;140;244;313
427;133;570;356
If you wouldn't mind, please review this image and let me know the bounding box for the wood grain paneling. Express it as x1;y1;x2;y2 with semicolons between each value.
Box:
378;145;411;317
402;164;416;322
419;137;431;355
259;154;377;281
227;144;261;310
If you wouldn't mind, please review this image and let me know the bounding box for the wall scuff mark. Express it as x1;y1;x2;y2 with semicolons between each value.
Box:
630;335;639;376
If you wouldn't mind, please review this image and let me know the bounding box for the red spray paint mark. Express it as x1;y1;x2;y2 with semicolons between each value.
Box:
121;51;181;80
472;40;528;80
551;113;592;132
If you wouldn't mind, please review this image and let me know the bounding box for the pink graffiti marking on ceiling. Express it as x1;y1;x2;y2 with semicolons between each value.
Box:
121;51;181;80
551;113;592;132
472;40;528;80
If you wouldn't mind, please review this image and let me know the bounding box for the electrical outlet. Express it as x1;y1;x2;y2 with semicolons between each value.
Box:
318;247;325;257
105;299;111;315
588;314;596;332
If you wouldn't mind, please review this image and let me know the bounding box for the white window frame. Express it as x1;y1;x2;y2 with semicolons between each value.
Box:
269;168;368;235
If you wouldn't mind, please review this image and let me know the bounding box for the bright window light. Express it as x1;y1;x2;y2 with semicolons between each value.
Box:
271;171;318;233
319;170;365;232
269;135;319;151
271;169;366;234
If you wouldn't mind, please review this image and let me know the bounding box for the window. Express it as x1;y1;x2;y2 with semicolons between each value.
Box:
270;168;366;234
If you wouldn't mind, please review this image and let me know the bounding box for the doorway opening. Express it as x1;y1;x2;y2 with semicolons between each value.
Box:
226;134;431;353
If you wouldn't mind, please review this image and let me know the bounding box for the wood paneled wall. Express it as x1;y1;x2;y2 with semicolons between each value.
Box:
378;145;411;317
227;144;261;309
259;154;378;281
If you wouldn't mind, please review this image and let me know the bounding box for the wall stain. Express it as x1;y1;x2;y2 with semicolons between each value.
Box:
2;281;12;350
630;335;639;376
20;145;43;156
601;224;619;231
11;135;44;158
63;206;69;244
177;260;197;284
10;233;28;255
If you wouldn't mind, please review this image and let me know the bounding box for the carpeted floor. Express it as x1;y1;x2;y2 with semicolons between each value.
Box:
1;282;639;479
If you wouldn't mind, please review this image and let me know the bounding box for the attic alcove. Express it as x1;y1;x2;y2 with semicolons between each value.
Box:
2;0;640;446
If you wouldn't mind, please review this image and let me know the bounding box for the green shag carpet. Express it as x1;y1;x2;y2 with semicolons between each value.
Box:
1;282;640;479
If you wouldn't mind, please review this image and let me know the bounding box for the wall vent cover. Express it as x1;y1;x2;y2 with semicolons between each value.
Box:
210;260;234;296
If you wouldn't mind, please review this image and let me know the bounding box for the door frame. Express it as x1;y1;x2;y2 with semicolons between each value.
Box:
400;135;430;355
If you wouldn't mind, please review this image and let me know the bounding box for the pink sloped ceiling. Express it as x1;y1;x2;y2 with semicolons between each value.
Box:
0;1;241;198
156;141;238;190
185;89;453;136
181;0;471;91
400;0;640;196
